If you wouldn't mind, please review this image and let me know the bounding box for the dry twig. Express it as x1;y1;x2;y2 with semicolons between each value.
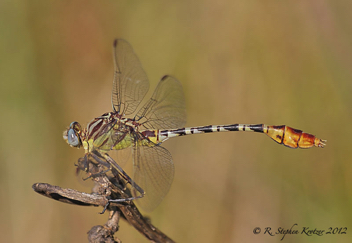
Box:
32;161;174;243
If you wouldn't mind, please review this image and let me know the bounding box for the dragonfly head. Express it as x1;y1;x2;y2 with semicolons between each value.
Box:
63;121;83;148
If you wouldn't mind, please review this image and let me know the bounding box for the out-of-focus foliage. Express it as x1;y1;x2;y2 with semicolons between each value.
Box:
1;1;351;242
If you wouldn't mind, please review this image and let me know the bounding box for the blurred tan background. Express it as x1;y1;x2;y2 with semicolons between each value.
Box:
1;1;351;242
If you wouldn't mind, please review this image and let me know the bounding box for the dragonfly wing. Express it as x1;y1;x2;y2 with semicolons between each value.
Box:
108;147;132;168
134;75;187;130
112;39;149;115
132;141;174;211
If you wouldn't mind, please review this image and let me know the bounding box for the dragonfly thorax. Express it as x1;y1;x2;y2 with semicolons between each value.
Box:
83;112;142;152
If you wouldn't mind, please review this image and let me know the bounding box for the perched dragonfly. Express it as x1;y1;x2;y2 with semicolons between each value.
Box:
63;39;326;211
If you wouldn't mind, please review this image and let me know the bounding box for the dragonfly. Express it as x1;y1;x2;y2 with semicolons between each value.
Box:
63;39;326;212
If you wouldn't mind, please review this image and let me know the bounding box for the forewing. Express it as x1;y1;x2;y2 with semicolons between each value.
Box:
112;39;149;115
134;75;186;130
132;141;174;211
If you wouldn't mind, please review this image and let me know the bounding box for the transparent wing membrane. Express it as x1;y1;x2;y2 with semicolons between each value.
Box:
132;141;174;212
135;75;187;130
108;147;132;169
109;41;186;210
112;39;149;115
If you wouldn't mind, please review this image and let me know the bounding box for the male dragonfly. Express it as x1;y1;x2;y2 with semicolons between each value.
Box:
64;39;326;211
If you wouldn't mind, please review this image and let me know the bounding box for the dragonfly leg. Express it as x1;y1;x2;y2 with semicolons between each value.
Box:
99;192;145;214
81;152;113;180
100;201;110;214
88;151;146;210
103;153;145;197
106;194;144;211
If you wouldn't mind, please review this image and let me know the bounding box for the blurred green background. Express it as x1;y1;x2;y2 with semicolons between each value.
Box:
1;1;351;242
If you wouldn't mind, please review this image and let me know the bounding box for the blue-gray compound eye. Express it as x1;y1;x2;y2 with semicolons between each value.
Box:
68;128;80;147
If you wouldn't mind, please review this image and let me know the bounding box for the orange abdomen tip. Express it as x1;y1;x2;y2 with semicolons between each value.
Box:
266;125;326;149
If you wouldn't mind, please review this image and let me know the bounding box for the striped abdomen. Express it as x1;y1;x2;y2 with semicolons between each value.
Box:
146;124;326;149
